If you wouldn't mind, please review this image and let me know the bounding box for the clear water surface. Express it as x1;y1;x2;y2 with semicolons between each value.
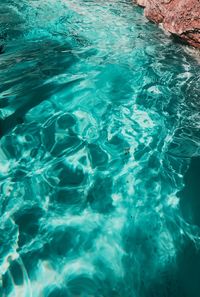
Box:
0;1;200;297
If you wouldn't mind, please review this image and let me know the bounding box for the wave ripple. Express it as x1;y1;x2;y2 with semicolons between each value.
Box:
0;0;200;297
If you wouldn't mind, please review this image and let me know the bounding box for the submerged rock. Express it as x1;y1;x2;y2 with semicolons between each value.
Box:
135;0;200;48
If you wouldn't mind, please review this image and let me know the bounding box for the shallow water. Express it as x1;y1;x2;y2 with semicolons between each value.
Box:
0;1;200;296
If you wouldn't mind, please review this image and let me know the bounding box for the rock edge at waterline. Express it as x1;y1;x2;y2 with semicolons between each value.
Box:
135;0;200;48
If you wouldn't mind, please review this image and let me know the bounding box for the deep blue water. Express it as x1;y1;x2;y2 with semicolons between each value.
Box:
0;1;200;297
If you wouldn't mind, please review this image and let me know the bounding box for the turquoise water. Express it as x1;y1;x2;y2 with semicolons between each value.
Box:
0;0;200;296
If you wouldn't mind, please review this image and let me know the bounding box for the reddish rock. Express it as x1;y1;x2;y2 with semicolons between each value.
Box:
135;0;200;48
136;0;147;6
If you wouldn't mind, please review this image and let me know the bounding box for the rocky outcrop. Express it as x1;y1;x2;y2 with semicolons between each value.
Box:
135;0;200;48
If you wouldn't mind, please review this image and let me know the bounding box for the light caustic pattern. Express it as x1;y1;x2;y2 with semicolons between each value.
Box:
0;0;200;297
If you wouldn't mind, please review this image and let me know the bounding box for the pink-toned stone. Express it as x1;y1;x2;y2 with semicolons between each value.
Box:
136;0;147;7
135;0;200;48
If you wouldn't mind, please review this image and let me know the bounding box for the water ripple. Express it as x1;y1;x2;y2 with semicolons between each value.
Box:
0;0;200;296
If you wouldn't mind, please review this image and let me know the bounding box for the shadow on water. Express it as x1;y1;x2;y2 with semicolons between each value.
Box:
0;40;79;138
0;44;5;54
146;239;200;297
144;155;200;297
177;156;200;297
179;157;200;227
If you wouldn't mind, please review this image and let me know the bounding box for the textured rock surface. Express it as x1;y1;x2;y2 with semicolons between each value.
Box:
135;0;200;48
136;0;147;6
